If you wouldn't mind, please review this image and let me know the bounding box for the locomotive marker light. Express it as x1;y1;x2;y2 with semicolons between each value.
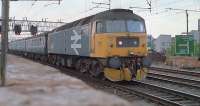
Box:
134;41;138;45
71;30;82;55
118;41;123;46
118;41;123;45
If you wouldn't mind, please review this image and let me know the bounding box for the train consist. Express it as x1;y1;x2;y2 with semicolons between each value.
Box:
9;9;150;81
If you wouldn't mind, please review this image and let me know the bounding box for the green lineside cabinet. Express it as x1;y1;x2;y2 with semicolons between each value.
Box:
175;35;194;56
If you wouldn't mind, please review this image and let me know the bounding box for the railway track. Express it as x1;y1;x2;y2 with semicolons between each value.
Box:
148;67;200;88
52;64;200;106
147;72;200;89
59;68;200;105
128;81;200;106
149;67;200;77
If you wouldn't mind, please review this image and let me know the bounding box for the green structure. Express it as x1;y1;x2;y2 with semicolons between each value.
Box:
167;35;200;58
175;35;195;56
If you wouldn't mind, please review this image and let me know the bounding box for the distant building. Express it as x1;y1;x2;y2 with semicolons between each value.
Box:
189;30;200;43
154;35;172;53
147;34;155;50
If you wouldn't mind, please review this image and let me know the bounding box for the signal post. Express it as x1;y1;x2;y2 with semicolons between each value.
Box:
0;0;61;86
1;0;10;86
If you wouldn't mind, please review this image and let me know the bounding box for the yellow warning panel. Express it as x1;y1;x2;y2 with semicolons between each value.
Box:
104;68;132;81
136;68;148;80
123;68;132;81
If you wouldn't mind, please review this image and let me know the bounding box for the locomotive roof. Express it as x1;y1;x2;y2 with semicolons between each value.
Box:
53;9;145;32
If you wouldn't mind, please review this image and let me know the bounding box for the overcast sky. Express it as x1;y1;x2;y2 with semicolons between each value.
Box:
2;0;200;38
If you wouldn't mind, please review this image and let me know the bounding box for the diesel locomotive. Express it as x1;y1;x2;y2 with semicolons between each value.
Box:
9;9;149;81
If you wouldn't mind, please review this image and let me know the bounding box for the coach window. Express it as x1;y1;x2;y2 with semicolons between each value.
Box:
96;21;103;33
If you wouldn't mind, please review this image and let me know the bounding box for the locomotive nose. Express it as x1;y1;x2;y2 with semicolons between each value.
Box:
107;57;121;69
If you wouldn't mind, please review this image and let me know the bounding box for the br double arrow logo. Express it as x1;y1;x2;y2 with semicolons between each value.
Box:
71;30;82;55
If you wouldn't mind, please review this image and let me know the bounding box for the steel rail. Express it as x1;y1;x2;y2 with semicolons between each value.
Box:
131;81;200;106
147;73;200;89
149;67;200;77
148;72;200;86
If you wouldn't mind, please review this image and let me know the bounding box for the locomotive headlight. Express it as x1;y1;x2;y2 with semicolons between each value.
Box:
118;41;123;45
130;52;134;55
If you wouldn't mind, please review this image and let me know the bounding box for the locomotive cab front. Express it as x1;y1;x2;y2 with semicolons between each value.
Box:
91;10;149;81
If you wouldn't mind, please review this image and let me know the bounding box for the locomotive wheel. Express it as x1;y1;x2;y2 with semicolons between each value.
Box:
75;59;81;71
89;61;103;77
76;59;90;73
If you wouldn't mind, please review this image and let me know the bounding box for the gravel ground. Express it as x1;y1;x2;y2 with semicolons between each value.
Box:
0;54;133;106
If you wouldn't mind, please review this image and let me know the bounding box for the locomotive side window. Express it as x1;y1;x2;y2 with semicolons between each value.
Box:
96;22;103;33
127;20;145;32
106;20;126;33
